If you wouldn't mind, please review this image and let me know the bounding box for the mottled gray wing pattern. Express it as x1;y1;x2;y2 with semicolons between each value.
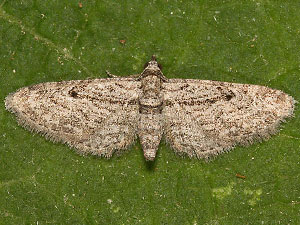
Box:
5;78;140;158
162;79;295;159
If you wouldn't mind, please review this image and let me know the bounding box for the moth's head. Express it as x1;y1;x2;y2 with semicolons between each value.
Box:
143;55;162;72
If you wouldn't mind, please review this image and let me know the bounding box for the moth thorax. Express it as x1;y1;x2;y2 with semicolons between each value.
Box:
141;75;162;92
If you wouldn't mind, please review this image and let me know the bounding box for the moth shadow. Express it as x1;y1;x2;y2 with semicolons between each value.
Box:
144;160;157;171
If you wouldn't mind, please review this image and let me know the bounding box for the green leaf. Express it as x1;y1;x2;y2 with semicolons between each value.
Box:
0;0;299;224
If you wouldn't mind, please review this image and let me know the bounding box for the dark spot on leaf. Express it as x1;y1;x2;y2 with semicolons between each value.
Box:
119;39;126;44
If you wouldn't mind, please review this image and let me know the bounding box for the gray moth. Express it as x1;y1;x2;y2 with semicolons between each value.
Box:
5;56;295;161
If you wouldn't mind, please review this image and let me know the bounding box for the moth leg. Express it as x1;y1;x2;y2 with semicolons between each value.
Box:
106;70;140;78
127;74;141;78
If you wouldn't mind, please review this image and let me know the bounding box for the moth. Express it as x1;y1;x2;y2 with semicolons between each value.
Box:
5;56;295;161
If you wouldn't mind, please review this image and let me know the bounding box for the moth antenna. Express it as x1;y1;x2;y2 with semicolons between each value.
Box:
158;63;162;70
